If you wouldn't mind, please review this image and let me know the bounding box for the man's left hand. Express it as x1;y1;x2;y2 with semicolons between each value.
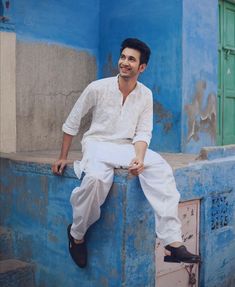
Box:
128;158;144;176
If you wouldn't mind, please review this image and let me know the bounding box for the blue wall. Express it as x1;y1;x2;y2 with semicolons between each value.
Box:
181;0;218;153
99;0;183;152
1;0;219;153
9;0;100;55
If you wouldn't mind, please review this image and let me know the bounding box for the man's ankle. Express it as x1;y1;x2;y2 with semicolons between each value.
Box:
167;241;182;248
74;238;84;244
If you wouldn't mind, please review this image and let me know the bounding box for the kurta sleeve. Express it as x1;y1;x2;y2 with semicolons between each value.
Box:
132;92;153;146
62;83;97;135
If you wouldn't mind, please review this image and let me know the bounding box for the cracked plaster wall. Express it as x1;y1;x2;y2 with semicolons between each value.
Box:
185;80;216;143
182;0;218;153
16;42;96;151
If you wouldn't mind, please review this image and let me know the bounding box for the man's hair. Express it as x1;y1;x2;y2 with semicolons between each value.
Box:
120;38;151;65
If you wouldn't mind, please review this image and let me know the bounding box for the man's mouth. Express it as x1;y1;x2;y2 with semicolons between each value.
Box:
120;66;131;72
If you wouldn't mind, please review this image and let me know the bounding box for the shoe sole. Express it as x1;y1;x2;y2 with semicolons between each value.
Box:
164;255;201;264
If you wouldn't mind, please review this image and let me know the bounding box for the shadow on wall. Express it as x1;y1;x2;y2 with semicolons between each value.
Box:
185;80;216;143
103;54;119;77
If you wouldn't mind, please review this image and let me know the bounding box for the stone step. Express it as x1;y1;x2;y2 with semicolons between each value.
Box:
0;259;36;287
0;227;14;260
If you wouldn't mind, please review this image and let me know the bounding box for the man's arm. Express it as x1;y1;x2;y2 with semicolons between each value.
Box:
52;82;97;175
129;91;153;176
52;133;73;175
128;141;147;176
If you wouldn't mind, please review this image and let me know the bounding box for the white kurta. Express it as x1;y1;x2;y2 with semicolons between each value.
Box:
62;76;153;147
63;75;182;246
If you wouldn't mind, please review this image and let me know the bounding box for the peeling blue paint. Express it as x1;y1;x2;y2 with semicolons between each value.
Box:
181;0;218;153
1;154;235;286
0;159;155;286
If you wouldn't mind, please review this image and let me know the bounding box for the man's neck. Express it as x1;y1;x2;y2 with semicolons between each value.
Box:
118;75;138;98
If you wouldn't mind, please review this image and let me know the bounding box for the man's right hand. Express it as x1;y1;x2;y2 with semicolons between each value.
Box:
51;159;69;175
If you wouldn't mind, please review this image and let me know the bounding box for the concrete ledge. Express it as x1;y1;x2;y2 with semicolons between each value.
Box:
1;153;235;286
0;150;196;170
197;144;235;160
0;157;155;287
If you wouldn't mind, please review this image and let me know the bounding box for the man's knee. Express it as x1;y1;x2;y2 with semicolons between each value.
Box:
85;171;112;185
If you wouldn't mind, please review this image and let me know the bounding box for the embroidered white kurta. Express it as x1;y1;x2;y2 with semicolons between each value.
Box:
62;76;153;148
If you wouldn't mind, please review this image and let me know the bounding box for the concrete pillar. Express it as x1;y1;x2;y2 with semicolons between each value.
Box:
0;31;16;153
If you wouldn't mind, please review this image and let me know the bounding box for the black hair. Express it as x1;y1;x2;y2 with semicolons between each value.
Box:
120;38;151;65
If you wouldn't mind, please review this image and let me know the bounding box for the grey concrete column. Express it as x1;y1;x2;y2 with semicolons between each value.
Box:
0;31;16;152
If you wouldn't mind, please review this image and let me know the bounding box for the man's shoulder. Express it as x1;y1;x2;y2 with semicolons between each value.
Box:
137;81;152;96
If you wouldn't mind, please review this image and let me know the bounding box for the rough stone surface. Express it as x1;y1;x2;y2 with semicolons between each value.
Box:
16;41;97;152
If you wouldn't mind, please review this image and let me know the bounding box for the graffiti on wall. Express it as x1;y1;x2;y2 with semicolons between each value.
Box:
185;80;216;142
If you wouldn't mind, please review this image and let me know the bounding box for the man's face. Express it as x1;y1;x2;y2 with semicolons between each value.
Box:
118;48;146;79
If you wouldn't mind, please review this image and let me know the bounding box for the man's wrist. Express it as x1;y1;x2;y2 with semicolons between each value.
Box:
59;155;67;160
134;156;144;163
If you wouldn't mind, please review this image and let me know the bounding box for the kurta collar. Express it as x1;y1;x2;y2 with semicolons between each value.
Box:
115;74;140;96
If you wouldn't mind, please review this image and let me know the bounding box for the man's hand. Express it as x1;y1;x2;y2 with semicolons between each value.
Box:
52;133;73;175
128;157;144;176
51;159;69;175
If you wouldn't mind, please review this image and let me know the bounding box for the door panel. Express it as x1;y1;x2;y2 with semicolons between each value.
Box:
223;2;235;144
217;2;223;144
225;6;235;47
218;1;235;145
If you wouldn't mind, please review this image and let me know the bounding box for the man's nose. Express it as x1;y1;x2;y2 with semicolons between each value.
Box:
122;58;129;65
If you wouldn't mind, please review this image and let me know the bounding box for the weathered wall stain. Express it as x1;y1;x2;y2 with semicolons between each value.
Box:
103;54;119;78
153;101;173;133
185;80;216;142
16;42;97;152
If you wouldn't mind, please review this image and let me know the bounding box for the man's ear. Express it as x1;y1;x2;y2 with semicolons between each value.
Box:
139;63;147;73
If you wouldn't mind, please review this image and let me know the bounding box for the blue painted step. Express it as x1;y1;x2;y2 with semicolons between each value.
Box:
0;227;14;260
0;259;35;287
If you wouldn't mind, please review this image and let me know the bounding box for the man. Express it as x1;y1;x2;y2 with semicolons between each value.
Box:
52;38;200;268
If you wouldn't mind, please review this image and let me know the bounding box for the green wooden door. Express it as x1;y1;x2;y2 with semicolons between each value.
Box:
217;1;235;145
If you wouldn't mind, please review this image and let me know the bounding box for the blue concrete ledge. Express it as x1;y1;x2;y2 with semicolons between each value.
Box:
0;22;15;31
1;154;235;287
0;157;155;287
197;144;235;161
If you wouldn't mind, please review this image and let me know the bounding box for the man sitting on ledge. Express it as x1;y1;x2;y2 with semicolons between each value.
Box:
52;38;201;268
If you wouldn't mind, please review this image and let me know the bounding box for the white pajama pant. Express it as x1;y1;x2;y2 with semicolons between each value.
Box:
70;141;182;246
